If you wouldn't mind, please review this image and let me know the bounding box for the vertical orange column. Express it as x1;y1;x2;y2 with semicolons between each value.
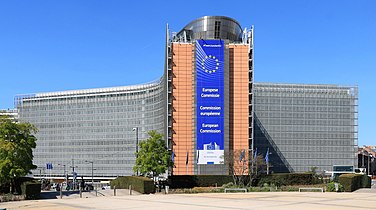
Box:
171;43;194;175
229;44;250;173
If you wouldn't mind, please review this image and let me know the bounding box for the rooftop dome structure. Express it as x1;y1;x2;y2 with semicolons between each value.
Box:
174;16;243;42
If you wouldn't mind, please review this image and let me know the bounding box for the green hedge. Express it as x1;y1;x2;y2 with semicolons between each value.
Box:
110;176;155;194
338;174;370;192
0;183;10;194
0;177;35;194
15;177;35;195
326;182;344;192
361;175;371;188
338;174;363;192
168;175;234;189
258;173;313;187
21;181;41;200
169;174;316;189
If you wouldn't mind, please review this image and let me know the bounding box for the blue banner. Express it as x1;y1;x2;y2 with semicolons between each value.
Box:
46;163;53;169
196;40;224;164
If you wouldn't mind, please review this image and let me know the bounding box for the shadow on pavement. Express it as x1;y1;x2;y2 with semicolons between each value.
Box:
39;190;82;199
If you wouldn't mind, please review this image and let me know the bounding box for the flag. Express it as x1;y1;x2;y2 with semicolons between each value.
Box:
46;163;53;170
239;150;245;162
171;150;175;163
254;148;258;161
186;151;189;165
265;148;269;164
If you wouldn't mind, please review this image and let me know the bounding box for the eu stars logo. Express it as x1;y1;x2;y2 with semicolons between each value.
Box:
201;55;220;74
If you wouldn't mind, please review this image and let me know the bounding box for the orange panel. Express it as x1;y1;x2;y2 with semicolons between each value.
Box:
229;44;250;174
171;43;194;175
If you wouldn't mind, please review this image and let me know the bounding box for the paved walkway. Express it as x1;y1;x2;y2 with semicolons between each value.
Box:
1;191;376;210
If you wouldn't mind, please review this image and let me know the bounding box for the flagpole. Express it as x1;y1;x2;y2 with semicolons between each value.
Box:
251;150;254;174
186;150;189;175
255;158;258;176
243;150;245;175
197;150;200;175
266;148;269;175
254;148;258;175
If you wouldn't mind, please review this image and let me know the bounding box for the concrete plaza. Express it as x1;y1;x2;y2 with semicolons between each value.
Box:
1;191;375;210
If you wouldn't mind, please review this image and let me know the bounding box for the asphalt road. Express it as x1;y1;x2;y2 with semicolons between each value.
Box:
1;191;376;210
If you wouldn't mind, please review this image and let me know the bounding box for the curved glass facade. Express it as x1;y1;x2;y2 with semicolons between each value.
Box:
14;16;358;178
174;16;243;42
254;83;358;173
16;79;166;177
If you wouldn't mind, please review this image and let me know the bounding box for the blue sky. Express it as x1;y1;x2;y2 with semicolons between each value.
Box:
0;0;375;145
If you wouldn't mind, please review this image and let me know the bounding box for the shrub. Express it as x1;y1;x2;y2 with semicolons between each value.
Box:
222;182;235;188
326;182;344;192
21;181;41;200
192;187;223;193
172;187;223;194
280;186;299;192
168;175;233;189
338;174;370;192
338;174;362;192
0;183;10;194
308;167;324;184
360;175;371;188
0;194;25;202
15;177;35;195
258;173;313;187
110;176;155;194
247;187;270;192
258;174;285;187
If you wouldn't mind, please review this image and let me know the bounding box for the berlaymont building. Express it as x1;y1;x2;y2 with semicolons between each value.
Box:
15;16;358;179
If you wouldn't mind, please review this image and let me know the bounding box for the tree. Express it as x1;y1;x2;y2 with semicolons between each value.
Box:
309;166;323;184
223;149;268;187
133;131;172;180
224;149;249;186
0;117;38;193
254;154;268;175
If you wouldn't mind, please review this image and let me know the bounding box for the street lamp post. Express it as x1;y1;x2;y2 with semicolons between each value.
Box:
132;127;139;176
371;155;374;176
368;155;371;176
85;160;94;186
58;164;66;182
70;159;79;190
